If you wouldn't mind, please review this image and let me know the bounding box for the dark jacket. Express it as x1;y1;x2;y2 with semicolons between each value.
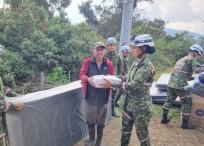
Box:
80;57;114;100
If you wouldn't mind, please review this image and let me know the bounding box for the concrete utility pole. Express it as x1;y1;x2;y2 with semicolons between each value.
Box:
119;0;134;55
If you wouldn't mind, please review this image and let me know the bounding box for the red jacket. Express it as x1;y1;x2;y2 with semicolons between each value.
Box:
80;57;114;98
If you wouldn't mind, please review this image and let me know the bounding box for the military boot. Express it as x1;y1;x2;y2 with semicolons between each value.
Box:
85;124;95;146
181;115;195;129
140;138;150;146
94;125;104;146
161;108;170;124
112;102;119;117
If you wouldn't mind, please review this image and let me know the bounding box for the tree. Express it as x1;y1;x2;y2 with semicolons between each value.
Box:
1;1;48;50
47;22;103;80
79;0;154;37
4;0;72;18
20;30;58;73
132;19;166;40
0;56;15;87
198;37;204;63
79;1;98;31
2;50;32;84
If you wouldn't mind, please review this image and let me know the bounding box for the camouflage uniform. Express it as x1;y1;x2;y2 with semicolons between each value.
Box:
0;77;16;132
106;51;122;115
0;77;5;112
121;57;155;146
115;56;129;105
163;56;201;116
121;56;129;76
106;51;122;75
185;72;204;97
0;76;6;132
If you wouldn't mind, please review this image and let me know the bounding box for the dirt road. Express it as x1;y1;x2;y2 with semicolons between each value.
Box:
74;117;204;146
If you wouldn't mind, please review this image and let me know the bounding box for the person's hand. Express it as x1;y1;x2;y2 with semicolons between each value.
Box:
14;103;24;111
103;79;112;88
201;67;204;72
118;75;125;82
121;82;127;93
3;101;11;112
87;76;95;86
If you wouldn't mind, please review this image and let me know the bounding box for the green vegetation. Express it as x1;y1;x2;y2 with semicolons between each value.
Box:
46;67;68;85
0;0;203;94
152;104;180;119
0;0;102;92
116;96;180;120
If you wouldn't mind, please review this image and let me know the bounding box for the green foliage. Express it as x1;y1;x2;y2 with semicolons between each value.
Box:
20;30;58;71
2;1;48;50
0;0;203;94
0;57;14;87
3;50;33;83
4;0;71;18
47;22;103;80
132;20;200;77
46;67;68;85
199;37;204;64
152;104;180;119
132;19;166;40
79;0;154;37
0;0;104;89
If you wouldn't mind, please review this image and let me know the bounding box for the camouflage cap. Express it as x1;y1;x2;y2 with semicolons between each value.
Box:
95;41;106;49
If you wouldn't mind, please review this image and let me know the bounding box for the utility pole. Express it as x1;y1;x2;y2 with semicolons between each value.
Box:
119;0;134;55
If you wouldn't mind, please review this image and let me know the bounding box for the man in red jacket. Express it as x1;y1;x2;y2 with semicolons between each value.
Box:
80;42;114;146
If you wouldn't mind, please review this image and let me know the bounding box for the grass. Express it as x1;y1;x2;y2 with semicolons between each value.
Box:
152;104;181;119
116;96;181;120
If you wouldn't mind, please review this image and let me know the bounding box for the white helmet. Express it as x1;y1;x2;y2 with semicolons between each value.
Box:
132;34;155;54
133;34;154;47
190;44;203;55
121;45;130;53
106;37;117;45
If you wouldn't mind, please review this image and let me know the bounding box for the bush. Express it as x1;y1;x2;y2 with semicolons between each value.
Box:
46;67;68;85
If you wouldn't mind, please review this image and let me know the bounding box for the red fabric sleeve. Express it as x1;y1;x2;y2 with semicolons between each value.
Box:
79;57;91;97
107;59;115;75
80;58;91;82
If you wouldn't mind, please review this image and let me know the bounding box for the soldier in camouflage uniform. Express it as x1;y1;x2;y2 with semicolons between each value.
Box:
161;44;204;129
115;45;130;107
106;37;122;117
0;76;24;132
121;45;130;77
185;72;204;97
121;34;156;146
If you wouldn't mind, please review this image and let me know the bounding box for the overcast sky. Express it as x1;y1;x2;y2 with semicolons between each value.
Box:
66;0;204;34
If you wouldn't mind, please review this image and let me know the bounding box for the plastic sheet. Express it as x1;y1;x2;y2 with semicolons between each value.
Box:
6;81;87;146
5;80;112;146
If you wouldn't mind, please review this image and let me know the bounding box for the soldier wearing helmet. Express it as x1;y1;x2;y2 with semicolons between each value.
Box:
121;34;155;146
121;45;130;75
185;72;204;97
161;44;204;129
115;45;130;107
106;37;122;117
0;45;24;134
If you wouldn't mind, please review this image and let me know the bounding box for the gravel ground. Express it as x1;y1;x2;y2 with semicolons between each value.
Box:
74;117;204;146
